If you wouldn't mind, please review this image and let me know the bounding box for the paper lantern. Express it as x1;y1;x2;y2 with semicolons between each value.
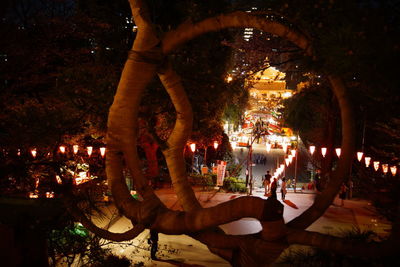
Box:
190;143;196;152
100;147;106;157
73;145;79;154
390;166;397;176
285;158;290;166
357;152;363;162
335;148;341;158
373;161;380;171
31;148;37;158
213;141;219;150
321;147;327;157
59;146;66;154
309;145;315;155
291;149;296;157
87;146;93;156
364;157;371;167
382;164;388;174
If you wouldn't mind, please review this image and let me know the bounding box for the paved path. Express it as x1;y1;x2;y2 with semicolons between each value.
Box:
102;186;391;266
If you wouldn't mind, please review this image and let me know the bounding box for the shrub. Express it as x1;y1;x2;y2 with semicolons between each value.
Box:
223;177;247;193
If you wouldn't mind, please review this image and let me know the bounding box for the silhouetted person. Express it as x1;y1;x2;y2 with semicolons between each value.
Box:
148;230;159;260
270;178;278;199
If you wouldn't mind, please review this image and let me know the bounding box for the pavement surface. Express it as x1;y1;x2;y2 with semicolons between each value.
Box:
97;185;391;267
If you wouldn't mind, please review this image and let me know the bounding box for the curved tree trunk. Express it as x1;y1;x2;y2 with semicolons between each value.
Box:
73;2;397;265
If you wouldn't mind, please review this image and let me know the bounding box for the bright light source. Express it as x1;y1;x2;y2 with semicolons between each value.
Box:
213;141;219;150
190;143;196;152
100;147;106;157
335;148;341;158
373;161;380;171
290;149;296;157
31;148;37;158
390;166;397;176
266;143;271;152
231;142;237;150
73;145;79;154
357;152;363;162
59;146;66;154
282;143;288;153
382;164;388;174
87;146;93;157
321;147;327;157
285;158;290;166
309;145;315;155
365;157;371;167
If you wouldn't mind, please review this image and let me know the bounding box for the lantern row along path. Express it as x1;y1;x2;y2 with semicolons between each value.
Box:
93;185;391;267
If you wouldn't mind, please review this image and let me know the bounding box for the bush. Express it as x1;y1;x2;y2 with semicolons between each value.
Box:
223;177;247;193
188;174;216;189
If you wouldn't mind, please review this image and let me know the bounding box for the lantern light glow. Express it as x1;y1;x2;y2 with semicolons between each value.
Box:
213;141;219;150
309;145;315;155
31;148;37;158
365;157;371;167
190;143;196;152
357;152;363;162
291;149;296;157
87;146;93;157
100;147;106;157
335;148;341;158
373;161;380;171
390;166;397;176
73;145;79;154
59;146;66;154
382;164;388;174
321;147;327;157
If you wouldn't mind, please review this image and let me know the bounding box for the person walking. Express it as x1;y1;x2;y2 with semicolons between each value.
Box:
281;177;287;201
338;182;348;207
148;229;159;260
263;171;272;196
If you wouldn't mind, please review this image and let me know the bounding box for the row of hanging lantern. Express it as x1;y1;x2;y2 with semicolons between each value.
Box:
20;145;107;159
307;145;397;176
189;141;219;152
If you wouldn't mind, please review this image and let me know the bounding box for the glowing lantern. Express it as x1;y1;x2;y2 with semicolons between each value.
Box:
285;158;290;166
335;148;341;158
231;142;237;150
364;157;371;167
29;192;38;198
382;164;388;174
321;147;327;158
56;175;62;184
87;146;93;156
288;154;293;164
291;149;296;157
280;164;285;170
266;143;271;152
390;166;397;176
357;152;363;162
73;145;79;154
31;148;37;158
17;149;21;156
373;161;380;171
282;143;288;153
59;146;66;154
100;147;106;157
213;141;219;150
190;143;196;153
226;75;233;83
309;145;315;155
